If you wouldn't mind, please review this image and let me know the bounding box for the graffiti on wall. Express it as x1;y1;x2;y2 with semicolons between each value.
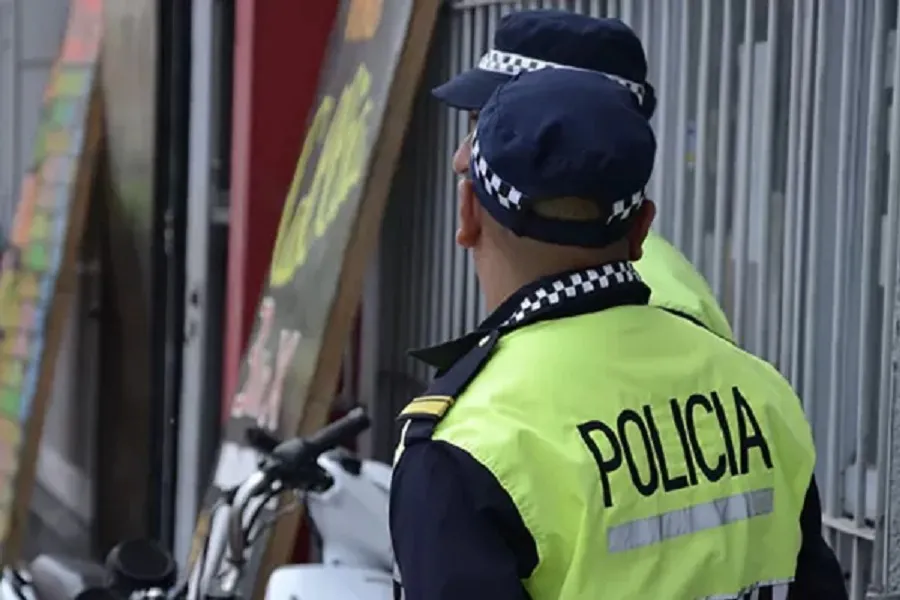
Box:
230;297;301;432
0;0;103;555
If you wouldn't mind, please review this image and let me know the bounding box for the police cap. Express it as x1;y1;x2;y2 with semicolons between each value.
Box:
433;9;656;118
470;68;656;248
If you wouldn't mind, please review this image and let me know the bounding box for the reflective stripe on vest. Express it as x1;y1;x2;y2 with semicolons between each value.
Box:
607;487;773;553
431;306;815;599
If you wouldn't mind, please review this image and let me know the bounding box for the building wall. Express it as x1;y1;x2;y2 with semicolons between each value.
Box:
372;1;900;598
0;0;98;557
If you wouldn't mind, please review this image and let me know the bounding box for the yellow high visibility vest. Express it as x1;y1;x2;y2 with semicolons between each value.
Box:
636;231;735;342
426;306;814;598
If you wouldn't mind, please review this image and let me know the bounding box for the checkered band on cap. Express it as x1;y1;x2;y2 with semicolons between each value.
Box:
503;261;642;326
470;128;526;210
470;127;646;223
477;49;646;107
607;188;646;225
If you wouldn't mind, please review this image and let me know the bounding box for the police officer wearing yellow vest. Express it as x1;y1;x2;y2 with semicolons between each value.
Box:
435;10;735;342
389;11;846;600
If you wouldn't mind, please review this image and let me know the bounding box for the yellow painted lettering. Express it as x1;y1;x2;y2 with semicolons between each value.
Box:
17;274;38;302
268;64;373;287
269;96;335;287
314;64;372;237
0;273;18;330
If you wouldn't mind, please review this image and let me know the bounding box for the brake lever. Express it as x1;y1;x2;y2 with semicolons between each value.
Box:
244;426;281;455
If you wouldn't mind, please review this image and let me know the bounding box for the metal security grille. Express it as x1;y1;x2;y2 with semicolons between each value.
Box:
375;1;900;597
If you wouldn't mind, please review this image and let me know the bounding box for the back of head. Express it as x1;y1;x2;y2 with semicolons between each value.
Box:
470;68;656;254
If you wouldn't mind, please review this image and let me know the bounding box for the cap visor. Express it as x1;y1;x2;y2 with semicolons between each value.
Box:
431;69;511;111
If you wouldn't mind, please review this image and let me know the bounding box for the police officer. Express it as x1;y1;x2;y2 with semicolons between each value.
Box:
432;9;734;341
390;61;846;600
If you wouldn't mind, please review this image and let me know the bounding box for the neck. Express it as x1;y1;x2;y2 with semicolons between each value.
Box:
482;271;529;314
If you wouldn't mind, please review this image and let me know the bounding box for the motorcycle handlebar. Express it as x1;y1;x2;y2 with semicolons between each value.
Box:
72;410;373;600
225;407;372;575
268;407;370;472
299;406;370;454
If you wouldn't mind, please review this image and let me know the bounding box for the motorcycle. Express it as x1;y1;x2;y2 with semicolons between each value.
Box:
0;407;394;600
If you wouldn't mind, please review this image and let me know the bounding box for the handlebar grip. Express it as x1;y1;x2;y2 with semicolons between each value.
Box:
268;407;371;471
304;407;371;455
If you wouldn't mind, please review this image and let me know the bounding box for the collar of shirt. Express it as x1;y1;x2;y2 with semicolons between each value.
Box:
409;260;651;372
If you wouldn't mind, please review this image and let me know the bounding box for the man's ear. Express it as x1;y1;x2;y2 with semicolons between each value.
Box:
456;178;482;249
627;199;656;261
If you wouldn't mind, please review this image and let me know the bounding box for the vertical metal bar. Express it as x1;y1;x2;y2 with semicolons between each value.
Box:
731;0;755;343
712;0;734;301
855;0;887;520
391;105;415;386
173;0;214;562
441;12;461;343
408;88;427;380
881;5;900;592
876;9;900;593
788;0;817;387
651;1;672;228
381;181;399;412
621;0;635;27
690;0;713;266
824;0;858;520
357;252;380;457
788;0;815;383
430;11;455;350
752;0;777;358
801;0;826;414
671;0;690;249
606;0;619;19
588;0;602;18
395;159;412;375
417;77;438;368
779;0;804;374
638;1;653;78
464;6;488;332
450;9;469;338
412;84;429;371
428;41;448;351
848;1;887;592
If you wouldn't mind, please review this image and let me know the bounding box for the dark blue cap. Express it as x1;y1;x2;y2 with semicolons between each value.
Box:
433;10;656;118
470;68;656;248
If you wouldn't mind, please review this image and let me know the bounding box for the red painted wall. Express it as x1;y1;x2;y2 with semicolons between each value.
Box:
224;0;340;415
225;0;340;564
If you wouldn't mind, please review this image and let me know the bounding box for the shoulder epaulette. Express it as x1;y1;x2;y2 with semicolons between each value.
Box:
398;395;455;421
395;330;501;447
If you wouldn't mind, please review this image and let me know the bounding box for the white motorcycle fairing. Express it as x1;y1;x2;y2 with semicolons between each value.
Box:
305;453;393;571
265;450;394;600
265;566;393;600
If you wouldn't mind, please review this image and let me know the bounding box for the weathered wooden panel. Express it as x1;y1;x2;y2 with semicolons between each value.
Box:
0;0;103;563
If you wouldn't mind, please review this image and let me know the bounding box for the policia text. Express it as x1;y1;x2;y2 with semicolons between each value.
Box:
578;386;773;508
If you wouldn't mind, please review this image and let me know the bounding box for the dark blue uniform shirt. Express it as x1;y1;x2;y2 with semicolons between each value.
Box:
390;266;848;600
